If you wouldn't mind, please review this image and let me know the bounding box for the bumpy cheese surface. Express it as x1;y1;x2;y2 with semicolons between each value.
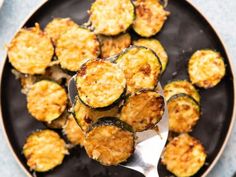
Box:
90;0;134;35
27;80;67;123
162;134;206;177
188;50;225;88
56;26;100;71
76;60;126;108
133;0;169;37
23;130;68;172
8;24;53;74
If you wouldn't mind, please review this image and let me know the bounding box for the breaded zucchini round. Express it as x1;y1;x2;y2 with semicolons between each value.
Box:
84;117;134;166
99;33;131;58
120;90;164;132
164;80;200;103
188;49;226;88
167;94;200;133
27;80;67;123
89;0;135;35
115;46;162;93
76;60;126;109
23;130;68;172
56;26;100;71
8;24;53;74
133;38;168;72
133;0;170;37
63;114;85;146
162;134;206;177
45;18;78;44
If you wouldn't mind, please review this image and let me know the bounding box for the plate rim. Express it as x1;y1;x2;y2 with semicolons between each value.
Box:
0;0;235;177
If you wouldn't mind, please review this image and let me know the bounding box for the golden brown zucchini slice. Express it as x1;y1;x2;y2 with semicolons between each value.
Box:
84;117;134;166
115;46;162;93
167;94;200;133
133;38;168;72
120;90;164;132
99;33;131;58
56;26;100;71
164;80;200;103
133;0;170;37
162;134;206;177
188;49;226;88
76;59;126;109
27;80;67;123
23;130;68;172
89;0;135;36
8;24;53;74
45;18;78;44
63;114;85;146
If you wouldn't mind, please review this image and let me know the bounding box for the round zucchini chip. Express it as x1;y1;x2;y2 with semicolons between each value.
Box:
162;134;206;177
84;117;134;166
23;130;68;172
133;38;168;73
167;94;200;133
115;46;162;93
63;114;85;146
76;59;126;109
89;0;135;35
188;49;226;88
8;24;53;74
45;18;78;44
56;26;100;71
99;33;131;58
27;80;68;123
164;80;200;103
120;90;164;132
133;0;170;37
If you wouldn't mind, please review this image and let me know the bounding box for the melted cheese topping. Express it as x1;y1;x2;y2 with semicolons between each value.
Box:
133;38;168;72
56;26;100;71
84;125;134;165
90;0;134;35
121;91;164;132
100;33;131;58
8;24;53;74
23;130;68;172
45;18;78;44
116;47;161;93
188;50;226;88
27;80;67;123
162;134;206;177
63;114;85;146
76;60;126;108
167;95;200;133
164;80;200;103
133;0;169;37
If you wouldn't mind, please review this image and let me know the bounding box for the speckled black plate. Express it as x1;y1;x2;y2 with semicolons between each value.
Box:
1;0;235;177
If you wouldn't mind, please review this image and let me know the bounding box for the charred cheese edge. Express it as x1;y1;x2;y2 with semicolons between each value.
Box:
76;60;126;108
120;90;164;132
133;0;170;37
56;26;100;71
115;46;162;93
27;80;67;123
162;134;206;177
167;94;200;133
8;24;53;74
84;117;134;166
188;49;226;88
23;130;68;172
133;38;168;72
89;0;135;35
164;80;200;103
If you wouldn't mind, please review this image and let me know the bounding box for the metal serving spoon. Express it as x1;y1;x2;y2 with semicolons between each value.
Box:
68;76;169;177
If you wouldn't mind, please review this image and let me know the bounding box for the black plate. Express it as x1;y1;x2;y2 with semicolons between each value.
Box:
1;0;235;177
